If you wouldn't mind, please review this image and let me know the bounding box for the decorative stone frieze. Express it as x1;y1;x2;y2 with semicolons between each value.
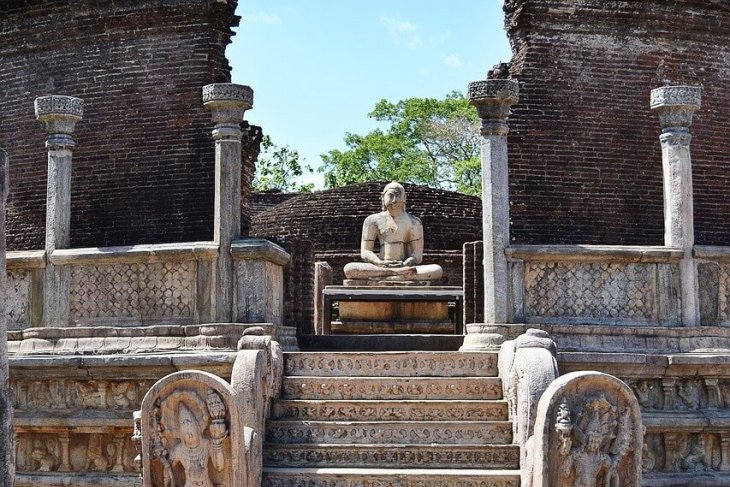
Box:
14;431;138;475
528;371;643;487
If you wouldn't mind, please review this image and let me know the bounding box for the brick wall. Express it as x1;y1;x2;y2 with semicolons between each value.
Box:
0;0;258;250
505;0;730;245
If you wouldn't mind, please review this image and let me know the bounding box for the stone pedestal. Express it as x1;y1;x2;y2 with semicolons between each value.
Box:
203;83;253;322
324;285;463;335
35;95;83;327
651;86;701;327
0;148;14;486
460;78;519;351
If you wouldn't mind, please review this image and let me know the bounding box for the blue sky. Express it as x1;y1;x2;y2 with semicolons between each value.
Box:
228;1;511;188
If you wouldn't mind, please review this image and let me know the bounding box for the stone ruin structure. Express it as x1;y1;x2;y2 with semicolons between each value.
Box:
0;0;729;487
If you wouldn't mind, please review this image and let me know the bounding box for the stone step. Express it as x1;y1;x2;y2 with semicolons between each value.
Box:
282;377;502;400
298;334;464;352
262;467;521;487
284;351;497;377
263;443;520;469
264;420;513;445
273;399;508;421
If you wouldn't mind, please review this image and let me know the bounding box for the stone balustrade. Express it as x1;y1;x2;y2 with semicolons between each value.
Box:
5;239;289;332
506;244;685;326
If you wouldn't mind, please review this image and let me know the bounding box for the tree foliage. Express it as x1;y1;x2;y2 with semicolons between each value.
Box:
321;92;481;195
253;135;314;192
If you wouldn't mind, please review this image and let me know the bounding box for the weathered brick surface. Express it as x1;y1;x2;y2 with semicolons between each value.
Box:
505;0;730;245
0;0;259;250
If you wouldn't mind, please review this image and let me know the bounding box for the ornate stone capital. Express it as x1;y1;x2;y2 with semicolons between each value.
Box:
650;85;701;131
468;79;519;136
203;83;253;140
35;96;84;149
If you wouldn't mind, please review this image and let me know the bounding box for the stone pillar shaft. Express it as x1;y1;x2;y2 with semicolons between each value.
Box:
460;79;518;351
651;86;701;327
0;148;14;486
35;95;83;327
203;84;253;322
470;80;519;324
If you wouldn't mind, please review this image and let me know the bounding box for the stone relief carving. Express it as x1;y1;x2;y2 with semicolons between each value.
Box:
34;95;85;117
12;379;152;410
523;262;655;322
69;262;194;323
529;372;642;487
5;270;31;329
555;395;633;486
284;353;495;377
150;389;228;487
14;432;137;474
282;378;500;400
140;371;245;487
262;478;519;487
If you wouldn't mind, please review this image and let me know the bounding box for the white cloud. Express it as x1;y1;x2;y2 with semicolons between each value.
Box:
442;54;463;68
244;12;281;25
380;16;422;48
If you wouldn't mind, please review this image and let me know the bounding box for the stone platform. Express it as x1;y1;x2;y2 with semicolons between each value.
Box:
322;286;463;335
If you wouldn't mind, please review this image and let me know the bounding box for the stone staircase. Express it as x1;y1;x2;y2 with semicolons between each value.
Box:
262;351;521;486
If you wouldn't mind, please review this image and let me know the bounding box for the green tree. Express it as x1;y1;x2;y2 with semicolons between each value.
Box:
253;135;314;192
321;92;481;195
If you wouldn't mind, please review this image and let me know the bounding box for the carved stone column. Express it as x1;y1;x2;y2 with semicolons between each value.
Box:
460;79;519;351
720;433;730;471
203;84;253;322
35;96;83;327
651;86;701;326
0;148;14;485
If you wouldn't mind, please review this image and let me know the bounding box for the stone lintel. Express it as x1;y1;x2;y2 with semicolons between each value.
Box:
6;250;47;270
49;241;219;266
34;95;84;142
468;79;519;134
203;83;253;134
505;244;684;264
650;85;701;131
230;238;290;266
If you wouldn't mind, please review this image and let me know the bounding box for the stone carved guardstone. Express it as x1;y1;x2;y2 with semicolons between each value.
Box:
140;371;249;487
343;182;443;284
528;371;642;487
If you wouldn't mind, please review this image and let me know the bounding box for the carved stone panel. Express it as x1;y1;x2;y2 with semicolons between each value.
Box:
530;371;643;487
140;371;245;487
523;262;656;324
69;262;195;325
14;431;138;474
6;270;32;330
12;379;155;411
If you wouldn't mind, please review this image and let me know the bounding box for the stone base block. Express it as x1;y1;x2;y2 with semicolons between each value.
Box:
340;301;449;322
331;320;454;334
344;279;432;287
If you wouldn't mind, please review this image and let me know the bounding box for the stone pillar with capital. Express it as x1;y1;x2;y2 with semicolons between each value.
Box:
203;83;253;322
651;86;701;326
35;95;84;327
0;148;14;485
461;79;519;351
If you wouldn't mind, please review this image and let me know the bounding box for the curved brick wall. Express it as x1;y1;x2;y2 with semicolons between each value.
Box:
505;0;730;245
0;0;258;250
250;183;483;253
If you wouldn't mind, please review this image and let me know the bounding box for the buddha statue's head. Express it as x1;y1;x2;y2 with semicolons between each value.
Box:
381;182;406;212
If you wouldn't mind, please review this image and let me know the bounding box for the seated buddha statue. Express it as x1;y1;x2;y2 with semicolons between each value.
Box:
343;182;443;284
